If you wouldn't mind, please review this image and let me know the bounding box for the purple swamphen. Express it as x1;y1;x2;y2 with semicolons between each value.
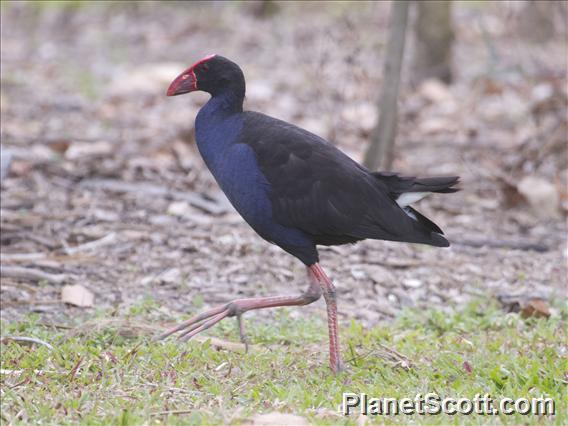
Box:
159;55;459;373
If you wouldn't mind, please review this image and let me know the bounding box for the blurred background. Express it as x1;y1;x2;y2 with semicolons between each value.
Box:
1;1;566;325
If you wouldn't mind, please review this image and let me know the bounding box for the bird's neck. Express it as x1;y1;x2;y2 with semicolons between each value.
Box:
196;90;244;133
195;90;245;170
206;88;244;115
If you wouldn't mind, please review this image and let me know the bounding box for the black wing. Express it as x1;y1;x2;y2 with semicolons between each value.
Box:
240;112;446;247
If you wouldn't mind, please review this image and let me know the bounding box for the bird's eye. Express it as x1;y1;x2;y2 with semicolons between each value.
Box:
201;63;209;71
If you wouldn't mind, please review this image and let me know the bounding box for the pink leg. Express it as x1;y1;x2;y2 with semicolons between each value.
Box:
157;263;343;374
309;263;344;373
156;273;322;342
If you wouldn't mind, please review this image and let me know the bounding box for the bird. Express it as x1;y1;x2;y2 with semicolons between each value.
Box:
158;54;459;373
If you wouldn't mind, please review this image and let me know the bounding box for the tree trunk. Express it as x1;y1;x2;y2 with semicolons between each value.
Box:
363;0;409;172
411;0;454;85
249;0;279;18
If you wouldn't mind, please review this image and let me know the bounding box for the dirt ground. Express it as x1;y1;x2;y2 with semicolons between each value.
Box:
1;2;566;328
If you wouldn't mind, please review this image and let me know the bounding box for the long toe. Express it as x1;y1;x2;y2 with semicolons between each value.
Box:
157;287;322;346
178;311;229;342
156;304;228;341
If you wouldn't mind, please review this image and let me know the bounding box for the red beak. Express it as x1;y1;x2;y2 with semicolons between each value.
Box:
167;67;197;96
167;55;216;97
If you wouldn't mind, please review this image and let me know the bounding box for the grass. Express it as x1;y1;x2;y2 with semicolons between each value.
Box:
1;300;565;425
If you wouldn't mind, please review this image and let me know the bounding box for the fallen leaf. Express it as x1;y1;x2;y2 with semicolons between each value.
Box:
497;294;551;319
46;139;71;154
463;360;473;374
61;285;94;308
481;78;504;95
521;299;551;319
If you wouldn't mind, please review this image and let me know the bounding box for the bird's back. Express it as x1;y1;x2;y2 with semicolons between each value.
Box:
239;112;451;250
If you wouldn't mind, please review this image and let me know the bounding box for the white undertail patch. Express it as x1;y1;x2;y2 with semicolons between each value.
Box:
396;192;429;207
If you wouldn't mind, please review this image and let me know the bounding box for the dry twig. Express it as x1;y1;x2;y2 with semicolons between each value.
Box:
0;265;68;284
0;335;54;350
67;318;257;352
79;178;227;215
1;253;48;262
65;232;117;255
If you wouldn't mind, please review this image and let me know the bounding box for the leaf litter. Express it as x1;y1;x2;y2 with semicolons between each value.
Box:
0;2;566;331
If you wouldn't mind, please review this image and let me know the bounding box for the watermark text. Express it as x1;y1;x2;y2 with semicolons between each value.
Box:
340;393;555;416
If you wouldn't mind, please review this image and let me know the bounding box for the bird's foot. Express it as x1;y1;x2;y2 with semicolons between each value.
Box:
156;302;241;342
156;294;313;343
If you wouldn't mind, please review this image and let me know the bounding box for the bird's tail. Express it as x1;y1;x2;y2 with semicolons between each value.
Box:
373;173;460;207
373;172;460;247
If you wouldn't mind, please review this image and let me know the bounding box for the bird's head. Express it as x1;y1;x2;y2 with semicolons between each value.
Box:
167;54;245;98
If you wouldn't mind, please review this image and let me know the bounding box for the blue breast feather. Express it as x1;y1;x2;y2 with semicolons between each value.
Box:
195;99;311;250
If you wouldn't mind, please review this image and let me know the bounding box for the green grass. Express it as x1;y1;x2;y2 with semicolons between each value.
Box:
1;300;565;425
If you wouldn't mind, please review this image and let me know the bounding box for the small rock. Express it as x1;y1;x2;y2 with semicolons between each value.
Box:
531;83;554;103
233;275;249;284
218;234;235;245
65;140;113;160
158;268;181;285
390;289;415;307
418;79;454;103
517;176;560;219
402;278;422;288
350;267;366;280
140;275;154;286
167;201;191;217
